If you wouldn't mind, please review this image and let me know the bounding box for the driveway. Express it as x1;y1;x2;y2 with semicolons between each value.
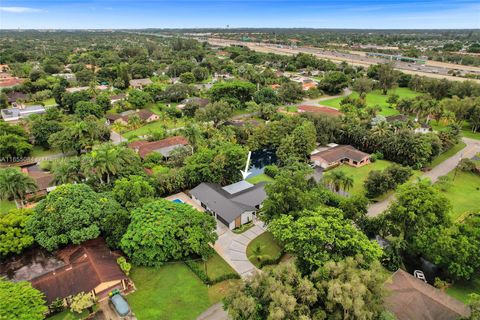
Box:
213;221;265;278
197;303;228;320
367;137;480;217
294;88;352;106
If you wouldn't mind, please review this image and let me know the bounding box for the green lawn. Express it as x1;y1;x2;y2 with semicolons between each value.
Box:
432;122;480;141
246;173;274;184
27;97;57;106
447;275;480;304
437;170;480;222
123;119;186;139
246;232;283;268
321;88;420;116
429;141;467;168
192;252;237;281
0;199;16;214
31;146;60;157
328;160;394;196
128;263;212;320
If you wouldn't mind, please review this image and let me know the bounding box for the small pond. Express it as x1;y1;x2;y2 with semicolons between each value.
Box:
248;149;278;178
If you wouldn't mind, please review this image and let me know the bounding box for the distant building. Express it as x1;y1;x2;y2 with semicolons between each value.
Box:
106;109;159;126
6;91;28;105
22;165;56;200
190;181;267;229
385;269;470;320
109;93;127;104
52;73;76;82
311;144;370;169
127;136;190;159
415;123;432;134
129;78;152;89
1;105;46;122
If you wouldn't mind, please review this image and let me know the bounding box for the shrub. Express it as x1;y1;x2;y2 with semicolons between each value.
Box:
116;257;131;276
264;164;279;178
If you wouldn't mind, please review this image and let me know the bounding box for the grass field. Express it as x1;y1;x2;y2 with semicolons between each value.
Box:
191;252;238;281
123;119;186;139
431;122;480;141
246;232;283;268
429;141;467;168
246;173;274;184
437;170;480;222
321;88;420;116
128;263;224;320
447;275;480;304
328;160;393;196
0;199;16;214
31;146;60;158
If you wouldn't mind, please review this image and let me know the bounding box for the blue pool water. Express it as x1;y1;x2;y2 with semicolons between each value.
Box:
172;199;184;204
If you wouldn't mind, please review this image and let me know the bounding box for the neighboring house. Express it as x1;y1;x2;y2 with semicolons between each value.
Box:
1;105;46;122
385;114;409;123
109;93;127;104
23;166;56;200
106;109;159;125
415;123;432;134
213;72;233;82
176;97;210;110
311;144;370;169
129;78;152;89
385;269;470;320
128;136;190;159
302;82;317;91
6;91;28;105
297;105;342;116
31;238;130;303
52;73;77;82
0;75;24;88
190;181;267;230
65;85;109;93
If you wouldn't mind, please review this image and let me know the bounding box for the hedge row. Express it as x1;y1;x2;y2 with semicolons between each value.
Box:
184;260;240;285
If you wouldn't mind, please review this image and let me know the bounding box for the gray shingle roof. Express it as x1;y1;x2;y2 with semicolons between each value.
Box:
190;182;267;223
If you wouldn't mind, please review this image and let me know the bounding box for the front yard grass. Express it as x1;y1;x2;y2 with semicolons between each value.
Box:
127;263;213;320
246;173;274;184
31;146;60;158
437;170;480;222
320;88;420;116
446;275;480;304
123;118;186;139
328;160;393;196
246;232;283;268
191;251;238;281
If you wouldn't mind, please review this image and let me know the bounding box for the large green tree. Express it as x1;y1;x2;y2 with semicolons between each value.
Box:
0;278;47;320
26;183;103;251
269;207;382;273
209;80;255;106
120;199;217;266
0;209;34;256
112;175;154;210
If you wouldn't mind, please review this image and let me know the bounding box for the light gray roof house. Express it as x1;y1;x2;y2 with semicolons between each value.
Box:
1;105;46;122
190;181;267;226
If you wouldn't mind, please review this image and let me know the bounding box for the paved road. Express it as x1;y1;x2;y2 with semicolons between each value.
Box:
110;131;127;145
367;137;480;217
197;303;228;320
295;88;352;106
213;220;265;278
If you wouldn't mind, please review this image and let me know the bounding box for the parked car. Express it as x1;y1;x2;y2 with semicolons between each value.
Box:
109;291;130;317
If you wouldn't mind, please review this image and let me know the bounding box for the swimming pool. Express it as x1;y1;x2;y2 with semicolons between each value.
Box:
172;198;184;204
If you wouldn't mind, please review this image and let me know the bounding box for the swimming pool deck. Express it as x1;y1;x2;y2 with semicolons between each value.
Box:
165;192;205;212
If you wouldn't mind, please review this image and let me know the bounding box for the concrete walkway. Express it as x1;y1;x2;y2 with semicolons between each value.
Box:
197;303;228;320
213;221;265;278
367;137;480;217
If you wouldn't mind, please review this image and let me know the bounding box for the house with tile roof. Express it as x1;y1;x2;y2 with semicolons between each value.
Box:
127;136;190;159
311;144;370;169
31;238;130;303
385;269;470;320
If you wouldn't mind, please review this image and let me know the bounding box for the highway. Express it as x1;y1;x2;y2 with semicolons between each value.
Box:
206;38;480;83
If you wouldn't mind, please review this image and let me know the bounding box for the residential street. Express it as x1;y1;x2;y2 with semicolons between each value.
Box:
367;137;480;216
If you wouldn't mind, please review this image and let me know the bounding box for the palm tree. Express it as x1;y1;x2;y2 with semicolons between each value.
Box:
371;121;391;138
51;157;83;184
323;171;354;194
0;168;37;207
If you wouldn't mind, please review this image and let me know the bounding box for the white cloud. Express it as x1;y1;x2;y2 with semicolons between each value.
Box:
0;7;43;13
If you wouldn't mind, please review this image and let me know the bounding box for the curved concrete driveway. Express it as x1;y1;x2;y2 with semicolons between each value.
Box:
368;137;480;217
214;221;265;278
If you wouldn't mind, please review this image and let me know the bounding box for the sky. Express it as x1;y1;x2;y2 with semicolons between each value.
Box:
0;0;479;29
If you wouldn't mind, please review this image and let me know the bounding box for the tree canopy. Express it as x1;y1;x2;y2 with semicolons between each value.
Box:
0;278;47;320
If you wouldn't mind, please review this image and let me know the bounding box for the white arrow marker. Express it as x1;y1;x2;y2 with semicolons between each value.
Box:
240;151;252;180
